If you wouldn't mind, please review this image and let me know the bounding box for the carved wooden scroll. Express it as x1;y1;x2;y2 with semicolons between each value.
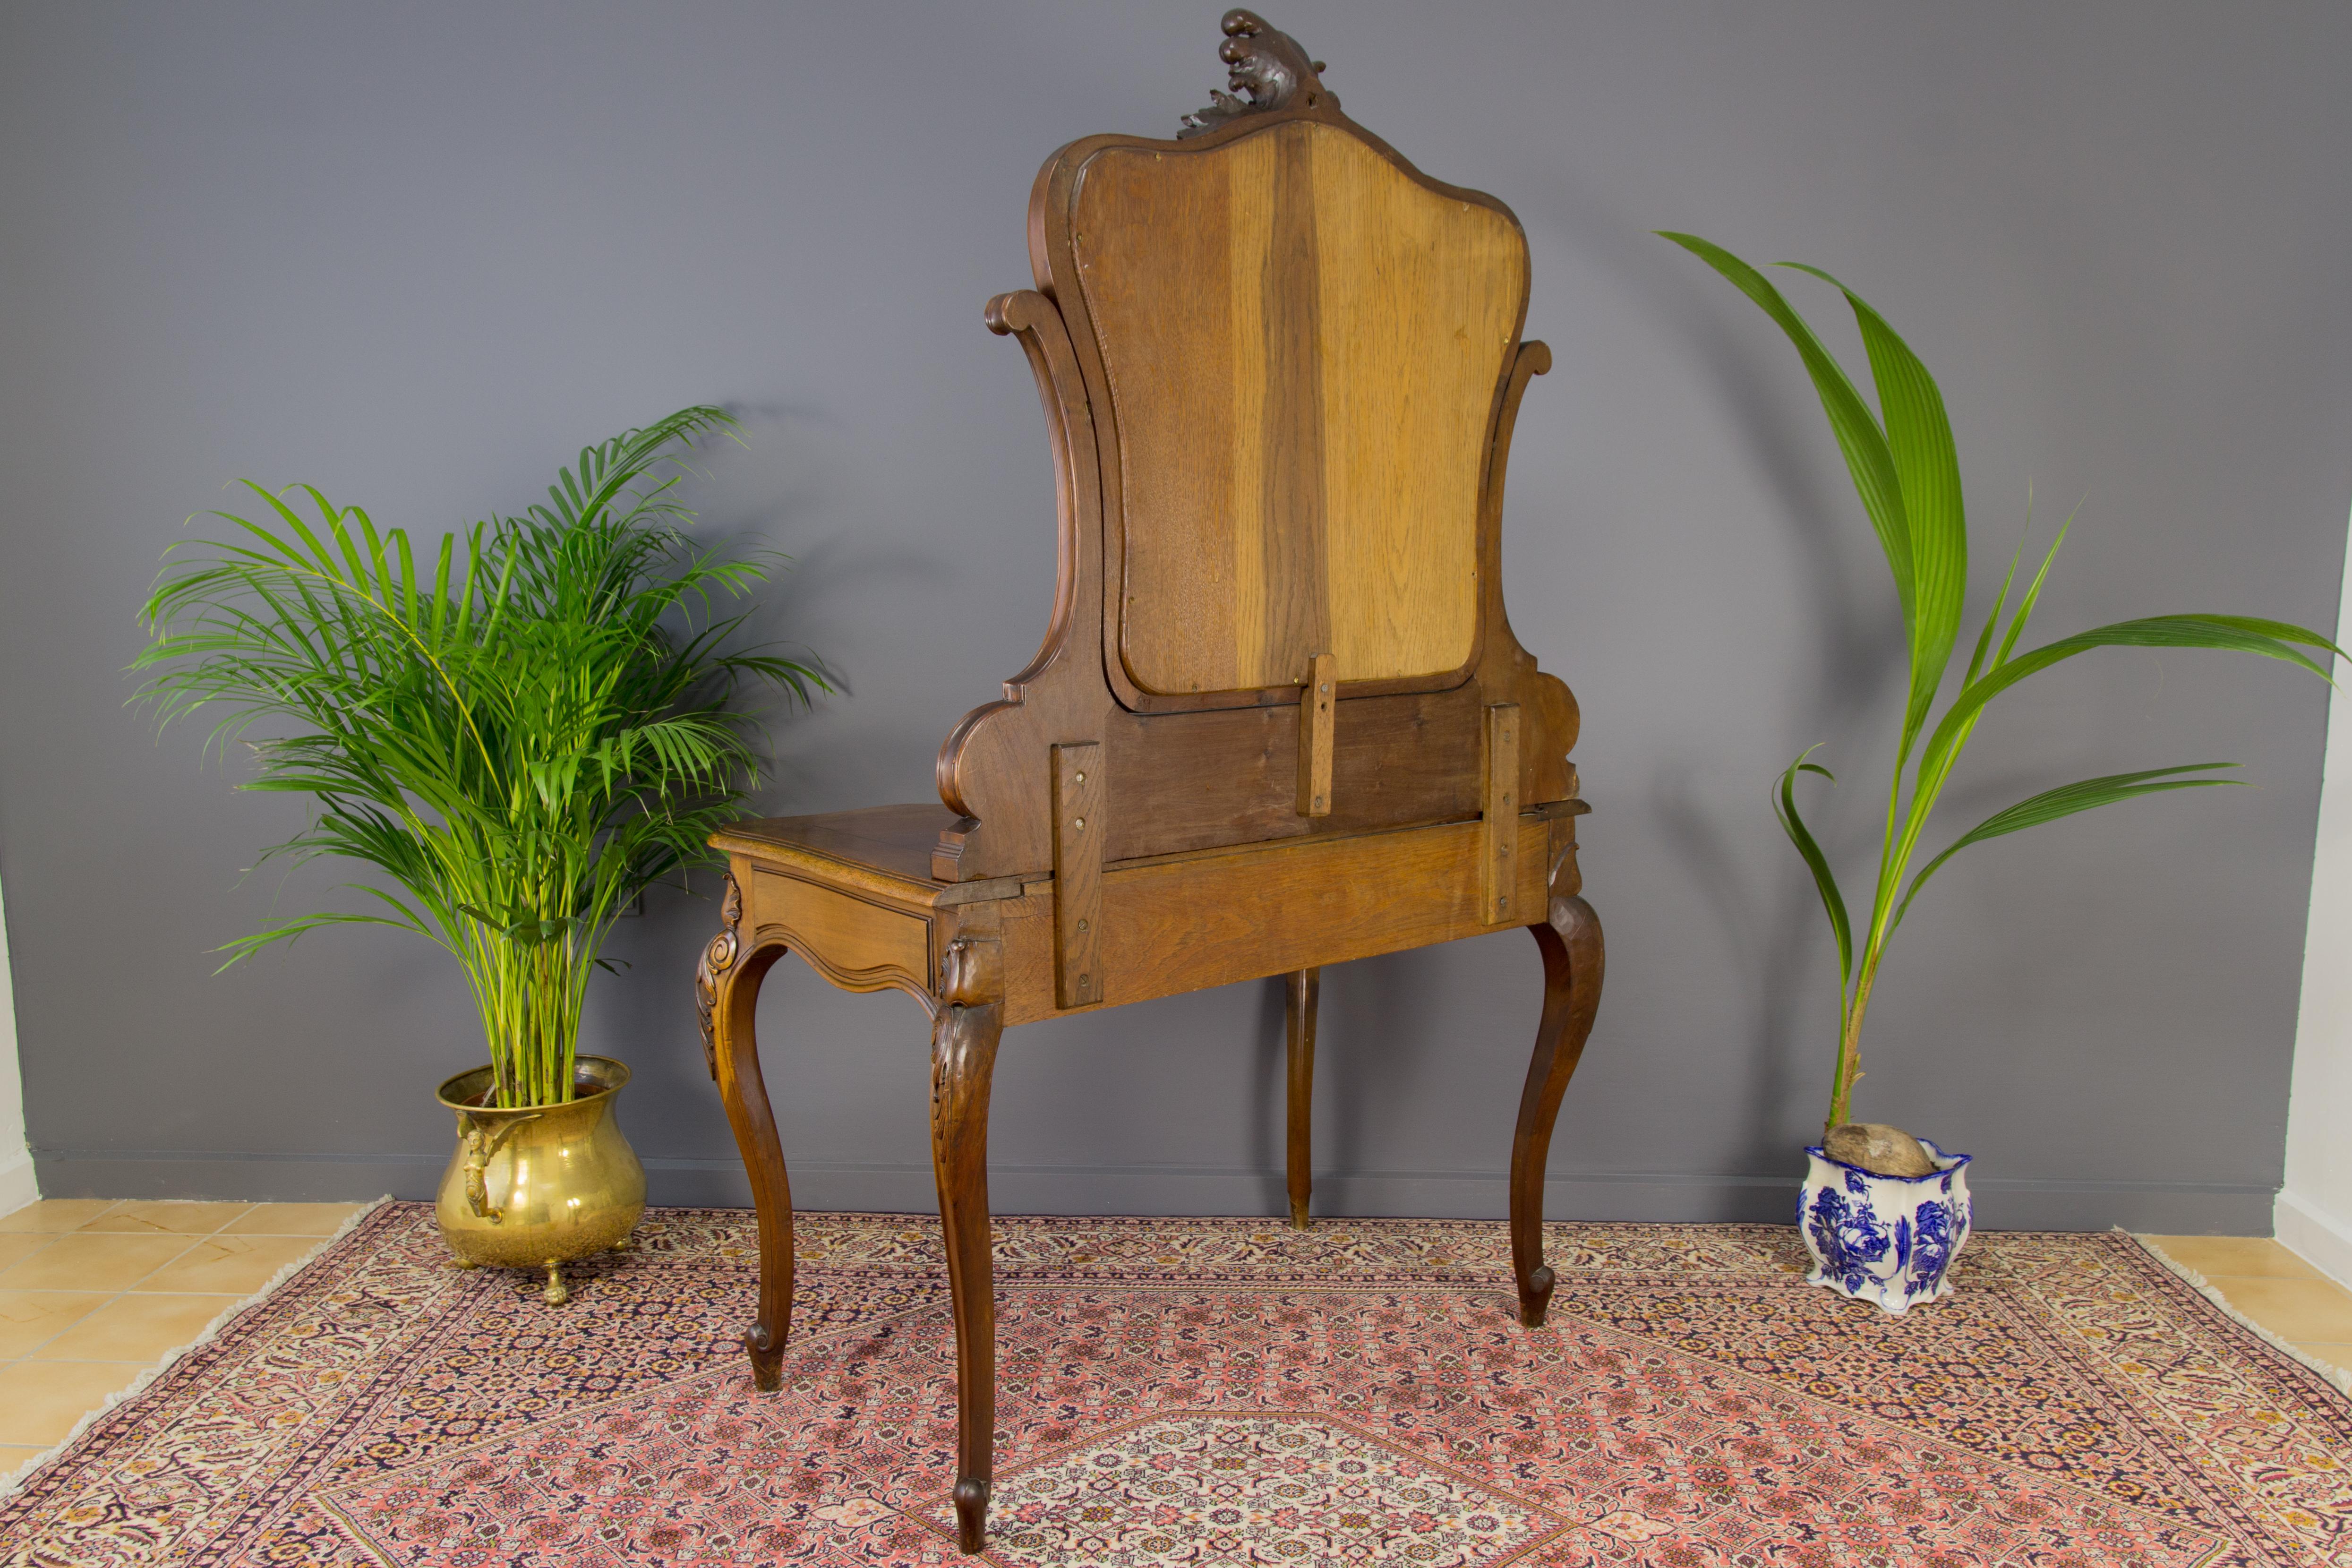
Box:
1179;9;1337;137
693;874;744;1080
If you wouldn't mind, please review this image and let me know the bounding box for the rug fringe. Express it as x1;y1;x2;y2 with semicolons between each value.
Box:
2127;1230;2352;1394
0;1195;394;1500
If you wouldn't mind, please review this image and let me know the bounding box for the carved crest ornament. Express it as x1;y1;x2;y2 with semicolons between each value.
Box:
1177;8;1336;137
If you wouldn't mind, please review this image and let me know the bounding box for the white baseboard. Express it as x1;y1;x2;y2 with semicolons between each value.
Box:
0;1153;36;1221
2275;1187;2352;1290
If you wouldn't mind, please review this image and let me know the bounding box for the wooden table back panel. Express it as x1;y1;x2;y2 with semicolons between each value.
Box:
1102;685;1481;862
932;96;1573;882
989;813;1555;1028
1069;120;1523;698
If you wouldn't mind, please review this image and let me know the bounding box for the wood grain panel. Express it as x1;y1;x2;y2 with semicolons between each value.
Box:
1074;142;1249;694
1250;127;1330;686
1311;128;1519;683
999;815;1548;1024
1102;685;1483;862
1481;704;1520;925
747;868;933;1000
1074;119;1524;699
1051;743;1105;1008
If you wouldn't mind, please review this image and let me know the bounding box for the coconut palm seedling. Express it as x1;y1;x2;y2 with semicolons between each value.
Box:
1661;234;2340;1138
135;406;825;1108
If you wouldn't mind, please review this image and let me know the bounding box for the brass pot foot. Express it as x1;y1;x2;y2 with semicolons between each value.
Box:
451;1256;480;1270
543;1262;570;1306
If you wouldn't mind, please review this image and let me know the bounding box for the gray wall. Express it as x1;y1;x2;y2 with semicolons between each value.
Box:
3;2;2347;1233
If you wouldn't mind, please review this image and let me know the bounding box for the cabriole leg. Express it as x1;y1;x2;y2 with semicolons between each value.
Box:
1510;894;1604;1328
932;938;1007;1554
1285;968;1320;1229
698;875;794;1390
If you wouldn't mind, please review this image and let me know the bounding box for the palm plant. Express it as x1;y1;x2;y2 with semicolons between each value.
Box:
1661;235;2340;1136
135;406;824;1108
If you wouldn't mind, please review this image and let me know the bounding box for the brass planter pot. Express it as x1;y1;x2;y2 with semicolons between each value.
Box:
434;1055;646;1304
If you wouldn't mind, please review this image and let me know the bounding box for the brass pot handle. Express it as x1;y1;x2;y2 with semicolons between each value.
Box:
456;1111;542;1223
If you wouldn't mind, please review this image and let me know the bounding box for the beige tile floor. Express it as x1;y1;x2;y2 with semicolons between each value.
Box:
2141;1234;2352;1382
0;1199;366;1475
0;1206;2343;1484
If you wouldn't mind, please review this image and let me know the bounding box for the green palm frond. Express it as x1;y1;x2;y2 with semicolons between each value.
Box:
133;405;829;1106
1891;764;2243;930
1773;750;1853;988
1664;235;2342;1132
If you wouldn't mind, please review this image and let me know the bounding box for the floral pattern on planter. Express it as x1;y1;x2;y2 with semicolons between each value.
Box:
1799;1137;1972;1314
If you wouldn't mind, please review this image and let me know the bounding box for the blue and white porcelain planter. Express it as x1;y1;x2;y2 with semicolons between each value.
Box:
1798;1138;1973;1314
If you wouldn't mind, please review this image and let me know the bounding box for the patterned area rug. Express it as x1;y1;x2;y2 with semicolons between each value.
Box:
2;1206;2348;1567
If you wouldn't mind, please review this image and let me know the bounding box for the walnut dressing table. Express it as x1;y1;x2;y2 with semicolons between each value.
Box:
693;13;1604;1551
